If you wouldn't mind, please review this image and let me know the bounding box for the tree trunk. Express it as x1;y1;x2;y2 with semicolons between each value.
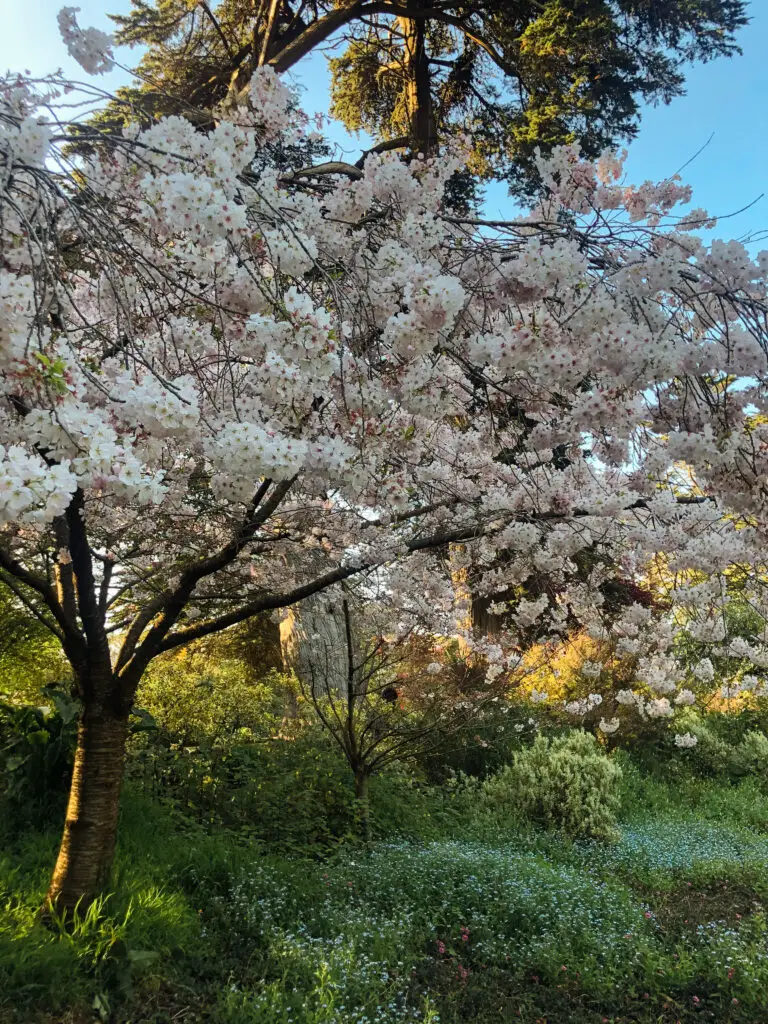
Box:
257;0;281;66
280;593;351;700
450;543;507;662
45;705;130;914
353;768;371;842
401;9;436;157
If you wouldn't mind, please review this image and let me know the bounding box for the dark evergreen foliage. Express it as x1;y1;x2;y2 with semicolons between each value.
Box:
104;0;747;195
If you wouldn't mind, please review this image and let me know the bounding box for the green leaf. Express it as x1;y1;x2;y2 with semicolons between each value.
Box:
92;992;110;1021
52;692;79;725
130;707;158;733
26;729;50;746
127;949;160;967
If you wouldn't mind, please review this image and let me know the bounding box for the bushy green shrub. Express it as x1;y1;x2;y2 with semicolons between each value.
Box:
367;766;466;840
136;658;291;744
480;730;622;841
416;696;555;783
0;585;70;703
735;729;768;781
131;722;359;852
679;718;734;778
654;709;768;786
0;687;78;813
134;656;469;849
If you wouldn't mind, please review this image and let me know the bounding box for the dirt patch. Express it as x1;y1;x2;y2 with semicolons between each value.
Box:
644;880;764;935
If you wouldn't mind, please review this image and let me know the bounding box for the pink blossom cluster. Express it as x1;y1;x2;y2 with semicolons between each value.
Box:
2;34;768;711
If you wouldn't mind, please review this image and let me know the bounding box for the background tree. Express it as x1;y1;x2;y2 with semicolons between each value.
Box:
191;610;283;674
105;0;747;194
280;592;351;700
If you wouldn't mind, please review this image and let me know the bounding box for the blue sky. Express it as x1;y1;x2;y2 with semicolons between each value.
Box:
1;0;765;240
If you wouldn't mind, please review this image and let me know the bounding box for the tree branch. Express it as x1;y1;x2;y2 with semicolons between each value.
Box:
118;478;292;683
53;516;78;629
354;135;410;169
280;161;364;182
157;562;365;652
0;546;83;662
65;489;112;678
198;0;235;60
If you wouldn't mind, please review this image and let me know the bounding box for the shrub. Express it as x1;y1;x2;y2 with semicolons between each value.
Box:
136;659;291;745
367;767;466;841
416;698;543;783
655;710;768;786
131;722;359;852
0;584;70;703
730;729;768;783
680;718;734;778
0;687;78;814
480;730;622;841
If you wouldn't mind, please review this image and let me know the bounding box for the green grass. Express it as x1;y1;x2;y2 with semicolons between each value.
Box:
4;778;768;1023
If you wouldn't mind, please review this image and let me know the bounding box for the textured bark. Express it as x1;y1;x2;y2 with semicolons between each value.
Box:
451;543;507;660
280;593;350;699
400;8;436;156
46;705;129;914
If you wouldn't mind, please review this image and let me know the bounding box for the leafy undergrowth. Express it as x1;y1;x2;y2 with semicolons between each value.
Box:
3;785;768;1023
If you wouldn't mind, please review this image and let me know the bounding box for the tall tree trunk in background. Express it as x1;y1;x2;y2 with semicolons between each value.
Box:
46;673;132;914
257;0;282;66
451;544;508;664
400;5;437;156
280;592;350;702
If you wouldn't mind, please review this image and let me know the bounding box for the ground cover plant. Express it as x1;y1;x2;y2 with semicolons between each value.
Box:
4;771;768;1023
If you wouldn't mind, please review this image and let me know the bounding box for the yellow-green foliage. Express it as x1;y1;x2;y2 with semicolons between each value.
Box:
682;722;768;784
481;730;622;841
0;584;69;702
738;730;768;778
136;655;291;744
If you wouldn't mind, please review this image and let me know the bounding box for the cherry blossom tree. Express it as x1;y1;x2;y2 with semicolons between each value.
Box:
2;10;768;912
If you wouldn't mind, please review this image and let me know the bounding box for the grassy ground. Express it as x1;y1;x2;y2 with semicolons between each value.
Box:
3;775;768;1023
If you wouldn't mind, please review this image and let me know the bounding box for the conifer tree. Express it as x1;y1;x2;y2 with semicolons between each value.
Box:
104;0;747;194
